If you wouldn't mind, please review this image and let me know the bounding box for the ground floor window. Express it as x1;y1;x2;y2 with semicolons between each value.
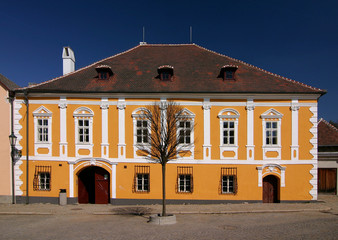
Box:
221;167;237;194
33;166;51;191
177;166;193;193
133;165;150;193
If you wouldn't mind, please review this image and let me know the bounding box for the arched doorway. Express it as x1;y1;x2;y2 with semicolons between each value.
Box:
78;166;110;204
263;175;280;203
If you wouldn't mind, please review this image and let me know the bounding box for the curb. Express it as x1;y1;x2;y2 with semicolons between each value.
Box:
0;212;53;215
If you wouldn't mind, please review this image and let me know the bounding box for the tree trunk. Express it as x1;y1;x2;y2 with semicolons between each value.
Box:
162;163;166;216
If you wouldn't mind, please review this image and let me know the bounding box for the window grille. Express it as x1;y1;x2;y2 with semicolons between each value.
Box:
177;166;193;193
133;165;150;193
33;166;51;191
220;167;237;194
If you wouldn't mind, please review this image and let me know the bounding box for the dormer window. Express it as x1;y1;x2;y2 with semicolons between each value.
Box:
157;65;174;81
219;65;238;80
95;65;113;80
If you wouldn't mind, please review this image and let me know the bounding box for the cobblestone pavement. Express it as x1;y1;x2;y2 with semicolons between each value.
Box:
0;195;337;240
0;195;336;216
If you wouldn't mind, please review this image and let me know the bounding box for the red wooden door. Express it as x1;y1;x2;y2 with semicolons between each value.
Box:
78;167;110;204
318;168;337;194
263;175;279;203
78;175;89;204
95;168;110;204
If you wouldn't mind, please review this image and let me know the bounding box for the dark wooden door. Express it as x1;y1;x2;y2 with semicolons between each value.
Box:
78;167;110;204
263;175;279;203
318;168;337;194
95;168;110;204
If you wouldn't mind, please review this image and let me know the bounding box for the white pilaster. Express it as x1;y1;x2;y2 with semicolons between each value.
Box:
111;164;117;199
117;99;126;159
291;100;299;160
101;98;109;158
69;163;74;197
59;97;68;157
246;99;255;160
203;99;212;160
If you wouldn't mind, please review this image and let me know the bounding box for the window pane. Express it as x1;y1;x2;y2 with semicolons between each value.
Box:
229;122;234;128
229;137;234;144
223;122;228;128
142;121;147;127
266;122;271;128
272;122;277;128
186;122;190;128
137;121;141;127
179;122;184;128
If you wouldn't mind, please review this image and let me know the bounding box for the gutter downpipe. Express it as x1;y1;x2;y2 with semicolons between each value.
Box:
9;93;15;204
24;91;29;204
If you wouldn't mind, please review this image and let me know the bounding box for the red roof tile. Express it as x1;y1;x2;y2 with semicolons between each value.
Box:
20;44;326;95
318;119;338;146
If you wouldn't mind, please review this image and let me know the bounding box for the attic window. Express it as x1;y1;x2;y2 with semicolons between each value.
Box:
157;65;174;81
95;65;113;80
219;65;238;80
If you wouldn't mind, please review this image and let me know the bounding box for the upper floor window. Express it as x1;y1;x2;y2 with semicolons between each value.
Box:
95;65;113;80
157;65;174;81
132;108;151;158
261;109;283;160
78;119;90;143
33;106;52;156
136;120;148;144
73;107;94;145
178;120;191;144
265;121;278;145
177;109;195;159
33;106;52;144
37;119;49;142
218;65;238;80
218;109;240;160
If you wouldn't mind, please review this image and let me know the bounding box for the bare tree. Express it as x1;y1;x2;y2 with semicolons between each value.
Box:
135;101;194;216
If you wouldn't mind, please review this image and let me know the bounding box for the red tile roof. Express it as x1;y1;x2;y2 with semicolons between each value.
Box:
318;119;338;146
19;44;326;95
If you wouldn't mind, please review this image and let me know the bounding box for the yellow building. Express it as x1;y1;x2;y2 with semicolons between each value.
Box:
13;44;326;204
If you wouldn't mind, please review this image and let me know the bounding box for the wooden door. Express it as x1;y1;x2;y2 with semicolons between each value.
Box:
78;167;110;204
95;168;110;204
318;168;337;194
263;175;279;203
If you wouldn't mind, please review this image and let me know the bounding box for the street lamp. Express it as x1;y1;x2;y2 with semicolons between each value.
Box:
9;133;17;204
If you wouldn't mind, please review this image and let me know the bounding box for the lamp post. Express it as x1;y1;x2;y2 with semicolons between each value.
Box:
9;133;17;204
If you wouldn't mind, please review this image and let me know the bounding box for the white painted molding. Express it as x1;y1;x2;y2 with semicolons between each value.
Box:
256;163;286;187
33;106;53;157
246;99;255;161
118;99;126;159
291;100;299;160
203;98;211;160
59;97;68;157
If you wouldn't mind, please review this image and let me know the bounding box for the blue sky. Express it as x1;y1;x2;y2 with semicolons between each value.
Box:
1;0;337;121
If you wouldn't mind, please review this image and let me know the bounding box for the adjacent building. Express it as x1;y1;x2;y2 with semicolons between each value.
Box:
0;74;20;203
13;44;326;204
318;118;338;195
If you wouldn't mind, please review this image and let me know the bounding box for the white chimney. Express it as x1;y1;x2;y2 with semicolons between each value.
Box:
62;47;75;75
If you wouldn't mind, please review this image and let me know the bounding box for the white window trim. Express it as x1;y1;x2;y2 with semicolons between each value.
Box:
218;109;240;160
74;107;94;157
132;108;151;159
33;106;52;156
177;108;195;160
261;109;283;160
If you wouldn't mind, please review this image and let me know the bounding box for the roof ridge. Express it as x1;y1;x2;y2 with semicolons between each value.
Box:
193;44;325;93
319;118;338;132
21;45;142;90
